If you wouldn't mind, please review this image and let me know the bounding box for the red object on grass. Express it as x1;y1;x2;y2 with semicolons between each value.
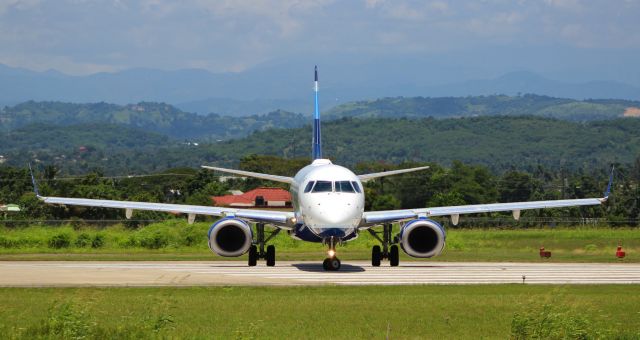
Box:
539;247;551;258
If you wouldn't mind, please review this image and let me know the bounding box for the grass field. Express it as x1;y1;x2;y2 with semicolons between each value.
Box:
1;220;639;262
0;285;639;339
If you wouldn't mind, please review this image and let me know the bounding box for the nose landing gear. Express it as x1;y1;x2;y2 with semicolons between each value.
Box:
323;257;341;271
322;236;341;271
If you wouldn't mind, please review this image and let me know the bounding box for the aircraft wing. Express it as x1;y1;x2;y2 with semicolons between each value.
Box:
362;197;606;225
362;167;614;226
358;166;430;183
201;166;294;184
38;196;295;228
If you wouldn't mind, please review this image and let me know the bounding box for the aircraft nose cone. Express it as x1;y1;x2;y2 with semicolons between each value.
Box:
308;195;361;227
320;201;350;222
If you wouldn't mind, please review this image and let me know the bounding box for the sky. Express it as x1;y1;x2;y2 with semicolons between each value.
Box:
0;0;639;82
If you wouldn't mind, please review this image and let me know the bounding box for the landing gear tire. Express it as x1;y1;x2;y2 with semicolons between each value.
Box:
372;245;381;267
389;244;399;267
323;257;341;271
248;245;258;266
266;245;276;267
330;257;341;271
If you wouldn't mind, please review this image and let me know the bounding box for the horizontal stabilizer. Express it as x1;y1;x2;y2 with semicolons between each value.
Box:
201;165;294;184
358;166;430;182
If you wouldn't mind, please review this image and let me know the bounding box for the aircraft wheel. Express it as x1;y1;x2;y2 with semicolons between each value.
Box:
248;245;258;266
330;257;341;271
323;257;341;271
372;245;381;267
389;244;399;267
266;245;276;266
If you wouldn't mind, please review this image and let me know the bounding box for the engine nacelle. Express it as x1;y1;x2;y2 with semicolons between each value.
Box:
208;218;253;257
399;219;446;258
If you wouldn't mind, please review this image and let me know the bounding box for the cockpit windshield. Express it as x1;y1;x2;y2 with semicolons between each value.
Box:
305;180;360;193
311;180;333;193
351;181;361;193
335;181;355;193
304;181;315;193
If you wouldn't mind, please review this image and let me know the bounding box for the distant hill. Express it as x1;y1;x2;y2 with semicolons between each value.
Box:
3;94;639;145
212;116;640;171
3;116;639;175
0;123;170;151
175;97;313;116
422;71;640;102
325;95;640;121
0;101;307;141
0;123;179;174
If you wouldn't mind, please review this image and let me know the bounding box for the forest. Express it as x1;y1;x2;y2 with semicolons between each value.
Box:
2;115;639;175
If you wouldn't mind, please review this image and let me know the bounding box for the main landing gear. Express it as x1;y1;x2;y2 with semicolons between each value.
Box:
248;223;280;267
322;236;341;271
368;223;399;267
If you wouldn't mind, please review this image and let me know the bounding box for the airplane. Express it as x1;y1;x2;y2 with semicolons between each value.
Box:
30;66;614;271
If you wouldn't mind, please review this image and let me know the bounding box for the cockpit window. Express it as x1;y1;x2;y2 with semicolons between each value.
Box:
311;180;333;193
351;181;361;193
336;181;355;193
303;181;315;193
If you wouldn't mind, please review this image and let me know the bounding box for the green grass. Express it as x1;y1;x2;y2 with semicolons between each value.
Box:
0;285;639;339
1;221;639;262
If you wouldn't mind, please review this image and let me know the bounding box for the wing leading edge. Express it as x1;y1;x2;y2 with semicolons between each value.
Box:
37;196;295;228
362;167;614;226
363;197;605;225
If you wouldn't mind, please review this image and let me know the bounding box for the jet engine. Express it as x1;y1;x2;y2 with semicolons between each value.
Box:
208;218;253;257
398;219;446;258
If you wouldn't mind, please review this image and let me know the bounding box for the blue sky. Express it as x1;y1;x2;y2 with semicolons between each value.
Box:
0;0;639;84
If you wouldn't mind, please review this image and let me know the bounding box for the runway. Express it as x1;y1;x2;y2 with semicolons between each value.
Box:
2;261;639;287
5;261;640;287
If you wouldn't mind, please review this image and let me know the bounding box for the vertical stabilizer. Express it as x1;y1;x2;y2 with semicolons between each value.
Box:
312;65;322;160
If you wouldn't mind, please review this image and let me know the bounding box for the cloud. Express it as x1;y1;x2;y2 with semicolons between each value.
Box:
0;0;39;14
0;0;638;75
544;0;583;11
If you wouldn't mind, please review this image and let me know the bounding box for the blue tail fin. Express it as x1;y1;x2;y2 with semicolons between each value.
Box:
312;65;322;160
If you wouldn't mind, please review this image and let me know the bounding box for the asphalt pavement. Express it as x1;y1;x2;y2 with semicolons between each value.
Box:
2;261;639;286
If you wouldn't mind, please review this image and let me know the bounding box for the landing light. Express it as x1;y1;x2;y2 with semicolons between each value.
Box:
327;249;336;257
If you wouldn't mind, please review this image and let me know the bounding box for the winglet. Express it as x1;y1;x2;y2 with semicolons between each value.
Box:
28;163;41;197
603;165;614;200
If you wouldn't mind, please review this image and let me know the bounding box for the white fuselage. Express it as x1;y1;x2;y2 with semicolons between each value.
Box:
290;159;364;239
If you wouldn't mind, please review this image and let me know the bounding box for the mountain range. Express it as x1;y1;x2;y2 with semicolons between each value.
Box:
2;61;640;116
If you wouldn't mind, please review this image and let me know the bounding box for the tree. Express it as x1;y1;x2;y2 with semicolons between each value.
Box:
371;194;401;211
499;171;534;202
428;191;465;207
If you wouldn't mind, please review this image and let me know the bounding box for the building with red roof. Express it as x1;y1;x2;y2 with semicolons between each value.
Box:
211;187;292;208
